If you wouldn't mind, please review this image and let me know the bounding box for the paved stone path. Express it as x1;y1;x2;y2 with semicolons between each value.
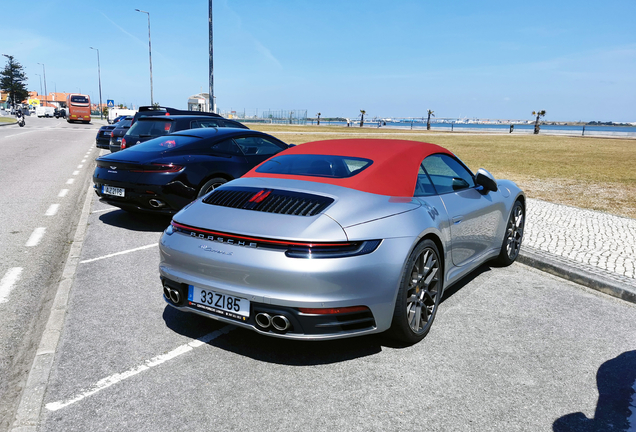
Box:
522;198;636;292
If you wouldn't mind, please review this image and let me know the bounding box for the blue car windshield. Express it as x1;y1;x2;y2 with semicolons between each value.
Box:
256;154;373;178
129;135;200;152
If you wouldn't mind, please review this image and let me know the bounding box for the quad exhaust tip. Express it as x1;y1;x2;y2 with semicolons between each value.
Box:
256;313;291;331
164;286;181;304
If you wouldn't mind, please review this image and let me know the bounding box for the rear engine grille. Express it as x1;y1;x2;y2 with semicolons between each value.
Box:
203;187;334;217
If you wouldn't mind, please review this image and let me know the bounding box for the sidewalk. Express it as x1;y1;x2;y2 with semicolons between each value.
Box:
519;198;636;303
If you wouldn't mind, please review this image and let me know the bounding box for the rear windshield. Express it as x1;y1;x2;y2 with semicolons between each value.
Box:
70;95;88;103
127;135;200;153
128;119;173;136
116;120;132;128
255;154;373;178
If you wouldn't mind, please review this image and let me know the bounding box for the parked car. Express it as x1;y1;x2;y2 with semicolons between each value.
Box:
130;105;224;127
93;128;291;214
108;117;133;153
158;139;526;344
119;115;248;151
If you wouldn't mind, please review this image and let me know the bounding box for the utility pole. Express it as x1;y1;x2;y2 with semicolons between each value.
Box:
37;62;47;106
209;0;214;113
90;47;103;119
135;9;154;106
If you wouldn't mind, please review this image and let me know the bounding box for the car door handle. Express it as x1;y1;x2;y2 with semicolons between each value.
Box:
452;216;463;224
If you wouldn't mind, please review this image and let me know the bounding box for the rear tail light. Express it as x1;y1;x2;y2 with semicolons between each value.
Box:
121;138;126;149
131;163;184;173
169;221;381;259
110;131;114;137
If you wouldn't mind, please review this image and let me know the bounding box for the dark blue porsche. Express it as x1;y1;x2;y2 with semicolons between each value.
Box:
93;128;291;214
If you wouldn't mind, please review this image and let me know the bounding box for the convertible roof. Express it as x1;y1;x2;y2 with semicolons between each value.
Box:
243;139;454;197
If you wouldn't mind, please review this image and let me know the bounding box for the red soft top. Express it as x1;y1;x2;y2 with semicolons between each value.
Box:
242;139;454;197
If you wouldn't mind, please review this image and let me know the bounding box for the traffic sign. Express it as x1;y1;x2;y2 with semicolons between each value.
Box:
107;100;114;108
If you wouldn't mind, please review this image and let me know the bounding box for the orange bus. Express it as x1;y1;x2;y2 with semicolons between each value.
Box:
66;94;91;123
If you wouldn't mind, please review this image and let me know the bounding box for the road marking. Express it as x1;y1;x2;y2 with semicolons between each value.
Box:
45;204;59;216
45;325;233;411
72;170;79;175
58;189;69;198
91;207;117;214
0;267;23;304
26;227;46;247
4;131;34;139
66;178;74;185
77;164;83;169
80;243;158;264
81;159;86;163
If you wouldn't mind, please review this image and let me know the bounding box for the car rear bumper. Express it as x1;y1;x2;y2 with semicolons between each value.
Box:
93;181;185;215
159;230;414;339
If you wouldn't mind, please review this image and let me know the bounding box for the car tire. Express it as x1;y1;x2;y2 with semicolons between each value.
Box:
197;177;227;198
389;239;443;344
494;200;525;266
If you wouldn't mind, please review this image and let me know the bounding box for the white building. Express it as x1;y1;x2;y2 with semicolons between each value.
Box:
187;92;216;113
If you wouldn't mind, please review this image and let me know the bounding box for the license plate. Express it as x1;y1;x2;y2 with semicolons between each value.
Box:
102;185;125;197
117;137;122;143
188;285;249;321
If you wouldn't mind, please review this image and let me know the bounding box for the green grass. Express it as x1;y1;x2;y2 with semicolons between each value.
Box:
0;117;15;123
250;125;636;218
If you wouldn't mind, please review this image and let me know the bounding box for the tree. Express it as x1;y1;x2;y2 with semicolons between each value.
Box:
316;112;321;126
360;109;366;127
426;109;435;130
1;55;29;109
532;110;546;134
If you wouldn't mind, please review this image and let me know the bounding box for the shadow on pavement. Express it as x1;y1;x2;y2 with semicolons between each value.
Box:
162;306;382;366
98;209;171;232
161;264;497;361
553;350;636;432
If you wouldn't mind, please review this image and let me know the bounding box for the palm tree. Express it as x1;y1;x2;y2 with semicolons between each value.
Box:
532;110;546;134
360;110;366;127
426;109;435;130
316;112;321;126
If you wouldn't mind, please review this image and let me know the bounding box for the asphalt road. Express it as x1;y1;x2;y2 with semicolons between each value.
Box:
3;122;636;431
0;116;101;431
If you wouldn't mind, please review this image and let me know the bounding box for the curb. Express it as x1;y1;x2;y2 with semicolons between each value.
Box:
10;182;94;432
518;247;636;304
0;121;17;127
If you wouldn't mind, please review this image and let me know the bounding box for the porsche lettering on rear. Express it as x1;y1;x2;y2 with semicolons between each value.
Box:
190;231;257;248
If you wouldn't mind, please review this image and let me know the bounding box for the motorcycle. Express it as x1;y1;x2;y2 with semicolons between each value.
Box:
16;110;25;127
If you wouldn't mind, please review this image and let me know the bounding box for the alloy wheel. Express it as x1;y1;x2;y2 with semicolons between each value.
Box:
505;205;524;260
406;248;440;334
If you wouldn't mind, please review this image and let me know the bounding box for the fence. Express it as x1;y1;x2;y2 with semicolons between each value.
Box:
217;108;307;125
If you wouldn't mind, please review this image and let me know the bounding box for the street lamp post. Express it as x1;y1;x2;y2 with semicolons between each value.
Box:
37;62;47;107
209;0;214;113
35;73;43;97
90;47;104;119
135;9;153;106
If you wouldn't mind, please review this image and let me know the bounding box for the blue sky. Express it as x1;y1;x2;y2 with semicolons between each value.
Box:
2;0;635;121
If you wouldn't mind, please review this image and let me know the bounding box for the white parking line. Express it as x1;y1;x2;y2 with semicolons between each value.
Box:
0;267;23;304
80;244;158;264
66;179;74;185
45;326;233;411
58;189;69;198
45;204;59;216
72;170;79;176
26;227;46;247
77;164;83;169
91;207;116;214
81;159;86;163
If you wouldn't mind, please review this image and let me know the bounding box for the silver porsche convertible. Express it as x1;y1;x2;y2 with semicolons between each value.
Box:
159;139;525;344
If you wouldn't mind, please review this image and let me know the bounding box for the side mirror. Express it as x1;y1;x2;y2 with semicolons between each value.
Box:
475;168;498;192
